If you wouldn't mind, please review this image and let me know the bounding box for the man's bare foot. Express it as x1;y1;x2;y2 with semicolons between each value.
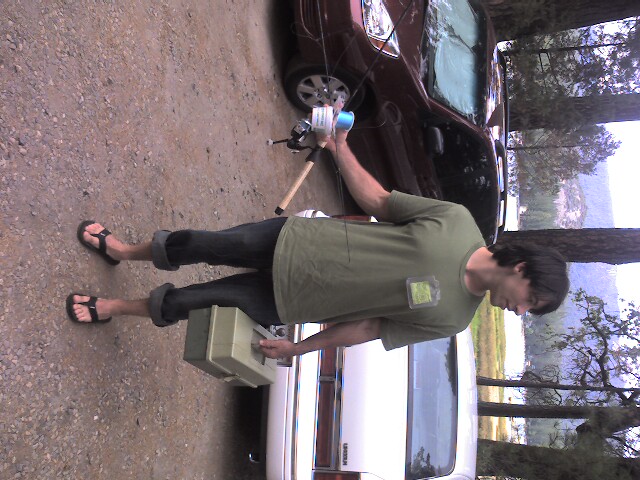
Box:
77;221;153;263
67;294;113;323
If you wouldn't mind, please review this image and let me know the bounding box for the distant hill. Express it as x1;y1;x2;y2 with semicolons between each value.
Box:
553;178;586;229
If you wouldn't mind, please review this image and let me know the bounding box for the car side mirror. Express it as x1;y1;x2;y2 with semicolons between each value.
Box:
427;127;444;156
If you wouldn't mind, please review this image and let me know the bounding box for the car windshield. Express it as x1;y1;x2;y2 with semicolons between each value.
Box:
405;337;458;479
420;0;486;124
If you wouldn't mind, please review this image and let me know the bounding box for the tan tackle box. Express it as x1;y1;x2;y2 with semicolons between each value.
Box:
183;306;277;387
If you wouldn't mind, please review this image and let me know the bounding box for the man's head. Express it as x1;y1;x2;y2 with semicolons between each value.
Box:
486;242;569;315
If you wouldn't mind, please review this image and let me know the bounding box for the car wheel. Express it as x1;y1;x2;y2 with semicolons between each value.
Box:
284;60;366;114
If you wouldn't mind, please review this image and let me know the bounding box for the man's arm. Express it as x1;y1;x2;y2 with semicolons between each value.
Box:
259;317;382;359
323;131;392;221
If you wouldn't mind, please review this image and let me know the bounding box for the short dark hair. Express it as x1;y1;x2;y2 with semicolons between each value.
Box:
487;242;569;315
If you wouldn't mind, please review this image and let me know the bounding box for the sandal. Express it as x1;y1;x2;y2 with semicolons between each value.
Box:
77;220;120;265
66;293;112;323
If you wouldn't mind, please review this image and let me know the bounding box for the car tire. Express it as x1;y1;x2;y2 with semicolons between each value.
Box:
284;58;366;114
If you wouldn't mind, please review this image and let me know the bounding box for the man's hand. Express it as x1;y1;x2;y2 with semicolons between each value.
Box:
317;127;348;150
259;319;382;359
259;338;297;359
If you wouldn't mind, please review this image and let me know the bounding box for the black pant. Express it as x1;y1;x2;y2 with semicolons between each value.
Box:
148;218;287;327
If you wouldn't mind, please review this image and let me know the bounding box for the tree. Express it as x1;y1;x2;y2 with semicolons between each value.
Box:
508;125;619;194
478;291;640;465
483;0;640;40
509;92;640;132
502;41;640;57
407;447;436;479
477;439;640;480
545;290;640;407
501;18;637;193
479;401;640;454
497;228;640;264
502;17;639;133
477;375;640;396
478;402;640;428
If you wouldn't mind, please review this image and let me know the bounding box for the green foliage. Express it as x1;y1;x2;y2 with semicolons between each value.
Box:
471;295;506;382
518;184;562;229
407;447;436;479
510;126;620;194
548;290;640;403
542;289;640;456
503;18;640;105
471;296;509;440
501;18;638;192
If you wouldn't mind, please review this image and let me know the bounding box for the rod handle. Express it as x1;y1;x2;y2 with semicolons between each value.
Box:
274;140;328;215
274;141;327;215
275;161;315;215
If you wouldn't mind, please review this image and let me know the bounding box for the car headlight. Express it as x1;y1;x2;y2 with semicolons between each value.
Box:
362;0;400;57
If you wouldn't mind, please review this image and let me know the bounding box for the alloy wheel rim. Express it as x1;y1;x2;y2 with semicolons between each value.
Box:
295;74;352;109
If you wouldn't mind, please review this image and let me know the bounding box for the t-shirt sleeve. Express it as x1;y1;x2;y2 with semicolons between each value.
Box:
378;313;464;350
387;190;467;224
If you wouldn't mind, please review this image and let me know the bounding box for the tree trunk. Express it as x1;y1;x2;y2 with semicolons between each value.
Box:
480;402;640;446
508;144;590;150
477;439;640;480
483;0;640;41
509;93;640;132
477;375;640;395
478;401;640;421
502;42;632;56
496;228;640;264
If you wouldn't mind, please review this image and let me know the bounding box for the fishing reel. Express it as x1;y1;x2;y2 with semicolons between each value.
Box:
268;95;351;153
267;118;314;153
270;97;355;215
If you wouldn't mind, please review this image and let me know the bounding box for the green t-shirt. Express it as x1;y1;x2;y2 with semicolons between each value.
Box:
272;191;486;350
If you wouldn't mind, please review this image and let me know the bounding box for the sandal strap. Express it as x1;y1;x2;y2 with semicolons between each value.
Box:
90;228;112;255
80;296;100;323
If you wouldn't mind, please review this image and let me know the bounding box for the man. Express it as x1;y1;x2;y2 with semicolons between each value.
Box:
67;129;569;359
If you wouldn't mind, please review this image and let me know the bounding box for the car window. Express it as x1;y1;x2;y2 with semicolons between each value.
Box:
421;0;486;124
406;337;458;479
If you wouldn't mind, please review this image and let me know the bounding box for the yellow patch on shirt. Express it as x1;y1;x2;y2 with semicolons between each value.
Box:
410;281;432;304
406;276;440;309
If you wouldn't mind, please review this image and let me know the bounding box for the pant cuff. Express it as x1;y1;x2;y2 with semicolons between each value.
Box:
149;282;177;327
152;230;179;271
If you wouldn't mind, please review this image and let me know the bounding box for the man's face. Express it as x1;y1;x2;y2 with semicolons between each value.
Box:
489;262;543;315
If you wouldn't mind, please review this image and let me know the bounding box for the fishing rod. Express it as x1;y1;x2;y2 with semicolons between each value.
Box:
268;0;415;215
272;96;354;215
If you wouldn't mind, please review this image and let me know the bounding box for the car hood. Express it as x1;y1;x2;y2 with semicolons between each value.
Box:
339;341;409;479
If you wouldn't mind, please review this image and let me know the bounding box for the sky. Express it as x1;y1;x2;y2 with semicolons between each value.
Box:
606;121;640;308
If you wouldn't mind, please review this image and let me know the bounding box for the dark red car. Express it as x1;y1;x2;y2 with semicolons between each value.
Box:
284;0;508;244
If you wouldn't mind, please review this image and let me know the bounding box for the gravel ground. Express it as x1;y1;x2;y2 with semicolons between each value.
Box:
0;1;342;478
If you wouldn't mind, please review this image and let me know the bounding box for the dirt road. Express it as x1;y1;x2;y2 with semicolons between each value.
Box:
1;1;342;478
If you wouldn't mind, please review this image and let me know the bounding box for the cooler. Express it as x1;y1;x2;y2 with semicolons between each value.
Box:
183;306;277;387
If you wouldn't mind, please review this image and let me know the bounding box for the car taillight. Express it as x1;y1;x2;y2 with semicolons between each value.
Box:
314;326;347;474
315;342;339;467
313;472;361;480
